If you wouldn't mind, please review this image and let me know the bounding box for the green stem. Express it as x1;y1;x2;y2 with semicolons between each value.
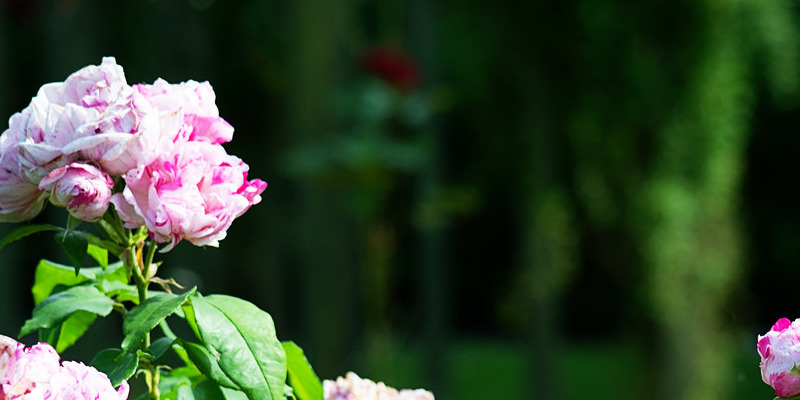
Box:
143;241;158;280
124;242;160;399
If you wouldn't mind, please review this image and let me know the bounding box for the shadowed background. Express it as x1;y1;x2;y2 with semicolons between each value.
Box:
0;1;799;399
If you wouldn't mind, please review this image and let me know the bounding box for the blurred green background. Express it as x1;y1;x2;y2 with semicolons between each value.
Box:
1;0;799;399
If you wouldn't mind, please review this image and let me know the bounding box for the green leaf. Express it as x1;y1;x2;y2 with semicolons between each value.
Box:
159;376;195;400
0;224;61;252
158;367;248;400
90;348;138;387
20;285;114;337
100;281;140;304
54;230;88;274
84;231;124;257
182;340;240;389
192;380;227;400
87;244;108;270
218;386;249;400
39;310;97;352
190;295;287;400
66;214;83;233
32;260;126;304
122;288;197;352
282;341;322;400
147;337;176;362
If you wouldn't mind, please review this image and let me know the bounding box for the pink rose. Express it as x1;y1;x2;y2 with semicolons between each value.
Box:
59;89;162;175
9;57;162;178
14;58;130;176
135;79;234;145
38;163;114;221
111;140;266;251
0;335;128;400
0;115;48;222
39;56;128;111
758;318;800;397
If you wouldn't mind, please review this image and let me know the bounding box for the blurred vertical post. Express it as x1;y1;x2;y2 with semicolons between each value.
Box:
519;76;577;400
409;0;448;396
289;0;356;379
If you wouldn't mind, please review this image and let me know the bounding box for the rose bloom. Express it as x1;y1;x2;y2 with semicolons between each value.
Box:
112;138;266;251
134;78;233;145
12;57;132;177
323;372;434;400
758;318;800;397
7;57;162;182
0;112;49;222
38;163;114;221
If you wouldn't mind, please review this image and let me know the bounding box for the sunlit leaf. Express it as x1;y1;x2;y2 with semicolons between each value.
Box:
282;341;322;400
20;285;114;337
32;260;126;304
122;288;196;352
87;244;108;269
190;295;286;400
182;340;240;390
39;310;96;352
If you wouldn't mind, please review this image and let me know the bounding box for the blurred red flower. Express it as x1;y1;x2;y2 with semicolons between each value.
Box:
362;47;421;90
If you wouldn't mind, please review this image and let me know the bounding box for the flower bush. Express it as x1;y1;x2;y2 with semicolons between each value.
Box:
0;58;434;399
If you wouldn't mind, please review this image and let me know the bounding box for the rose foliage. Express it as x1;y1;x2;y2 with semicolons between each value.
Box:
0;58;434;400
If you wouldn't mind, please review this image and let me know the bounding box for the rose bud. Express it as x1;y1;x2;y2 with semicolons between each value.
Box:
758;318;800;397
38;163;114;221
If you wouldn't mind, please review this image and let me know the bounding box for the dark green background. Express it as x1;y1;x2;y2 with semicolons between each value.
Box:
0;1;797;399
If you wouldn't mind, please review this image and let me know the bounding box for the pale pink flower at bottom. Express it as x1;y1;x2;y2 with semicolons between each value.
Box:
0;335;128;400
323;372;434;400
758;318;800;397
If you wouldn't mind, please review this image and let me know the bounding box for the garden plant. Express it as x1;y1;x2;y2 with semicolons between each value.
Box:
0;58;434;400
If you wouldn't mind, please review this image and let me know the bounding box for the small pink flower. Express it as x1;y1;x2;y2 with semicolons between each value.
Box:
111;140;266;251
38;163;114;221
758;318;800;397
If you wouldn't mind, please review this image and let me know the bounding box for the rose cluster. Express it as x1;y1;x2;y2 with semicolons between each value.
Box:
323;372;434;400
0;57;266;250
0;335;129;399
758;317;800;397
